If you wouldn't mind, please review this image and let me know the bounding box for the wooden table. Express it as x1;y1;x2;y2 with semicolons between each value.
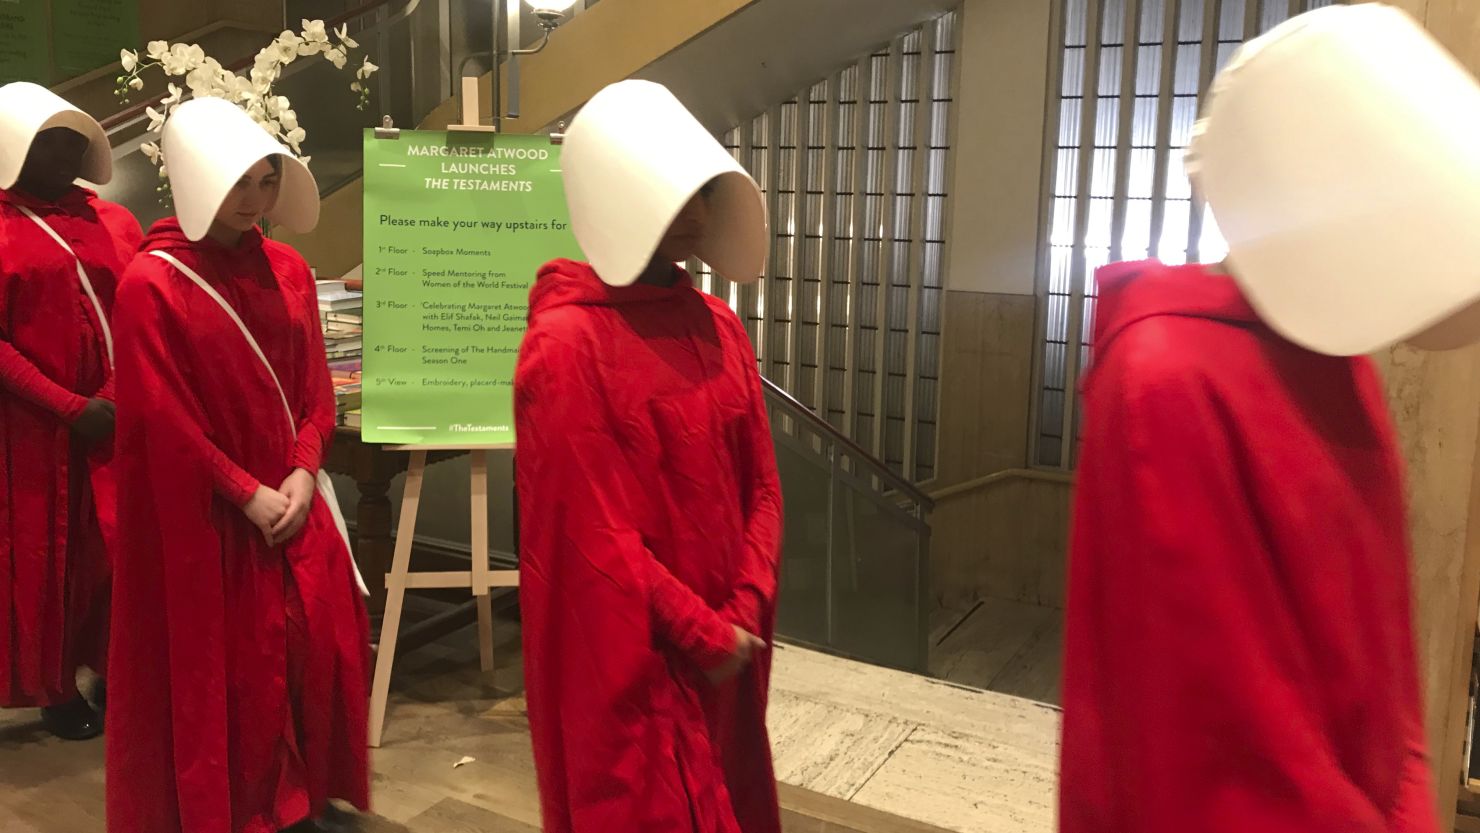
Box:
324;426;466;613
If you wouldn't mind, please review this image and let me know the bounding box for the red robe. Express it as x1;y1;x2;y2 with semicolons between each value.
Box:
0;185;138;706
514;259;784;833
106;219;370;833
1060;261;1438;833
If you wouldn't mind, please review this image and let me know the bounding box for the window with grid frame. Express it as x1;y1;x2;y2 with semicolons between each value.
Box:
1033;0;1335;469
693;11;958;484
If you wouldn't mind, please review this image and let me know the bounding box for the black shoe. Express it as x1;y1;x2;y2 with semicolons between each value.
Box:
90;678;106;715
319;804;358;832
280;804;358;833
40;696;102;741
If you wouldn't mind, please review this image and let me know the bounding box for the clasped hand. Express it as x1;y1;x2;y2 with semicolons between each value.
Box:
705;625;768;686
69;397;115;447
241;468;317;546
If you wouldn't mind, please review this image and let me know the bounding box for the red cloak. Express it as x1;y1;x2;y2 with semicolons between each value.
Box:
106;219;370;833
0;185;137;706
1060;261;1438;833
514;259;784;833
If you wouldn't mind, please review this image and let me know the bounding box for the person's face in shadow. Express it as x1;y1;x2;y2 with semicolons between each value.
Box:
653;179;716;264
16;127;89;200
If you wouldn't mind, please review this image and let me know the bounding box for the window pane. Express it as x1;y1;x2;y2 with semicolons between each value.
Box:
1035;0;1298;469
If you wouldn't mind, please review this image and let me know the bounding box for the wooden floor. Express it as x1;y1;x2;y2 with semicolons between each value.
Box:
0;606;968;833
929;597;1064;707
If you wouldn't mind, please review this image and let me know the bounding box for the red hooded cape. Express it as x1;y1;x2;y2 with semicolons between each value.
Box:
106;219;370;833
514;259;784;833
1060;261;1438;833
0;185;138;706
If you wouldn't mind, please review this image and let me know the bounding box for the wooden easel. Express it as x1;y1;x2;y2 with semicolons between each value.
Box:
368;446;517;747
367;82;511;748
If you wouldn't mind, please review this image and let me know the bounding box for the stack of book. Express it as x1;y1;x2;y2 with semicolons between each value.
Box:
318;280;364;362
329;357;362;421
318;279;365;427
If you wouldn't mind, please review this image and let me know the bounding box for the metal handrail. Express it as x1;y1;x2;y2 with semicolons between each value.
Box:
929;467;1073;502
100;0;419;133
760;376;935;511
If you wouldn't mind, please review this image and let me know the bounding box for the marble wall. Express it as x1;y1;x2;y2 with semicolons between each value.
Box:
933;292;1037;489
928;0;1071;611
1367;3;1480;827
1376;340;1480;826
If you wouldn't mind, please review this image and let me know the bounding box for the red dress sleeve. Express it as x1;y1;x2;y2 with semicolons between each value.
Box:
0;337;88;420
717;322;783;637
285;263;335;474
1060;369;1415;833
86;197;142;408
518;327;737;671
209;446;260;507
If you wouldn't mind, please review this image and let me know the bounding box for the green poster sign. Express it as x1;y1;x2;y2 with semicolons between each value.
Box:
361;129;583;446
0;1;49;84
53;0;139;78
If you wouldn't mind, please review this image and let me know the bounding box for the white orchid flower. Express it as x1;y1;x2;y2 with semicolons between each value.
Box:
273;31;305;63
302;19;329;44
160;43;202;75
297;20;329;56
184;70;212;95
254;47;278;72
298;155;311;167
229;75;258;102
250;65;276;90
119;24;370;186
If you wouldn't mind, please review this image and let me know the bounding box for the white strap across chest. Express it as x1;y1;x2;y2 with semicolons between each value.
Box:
148;248;370;596
148;250;295;435
17;205;115;367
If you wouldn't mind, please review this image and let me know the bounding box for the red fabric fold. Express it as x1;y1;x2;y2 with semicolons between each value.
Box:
107;218;369;833
515;259;784;833
0;185;138;705
1061;260;1438;833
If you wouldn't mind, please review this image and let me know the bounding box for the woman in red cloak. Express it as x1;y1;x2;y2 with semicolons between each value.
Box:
106;97;369;833
515;80;784;833
1061;8;1457;832
0;82;139;739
